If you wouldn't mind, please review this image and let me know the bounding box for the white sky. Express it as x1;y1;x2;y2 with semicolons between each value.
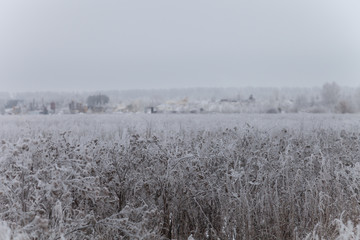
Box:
0;0;360;92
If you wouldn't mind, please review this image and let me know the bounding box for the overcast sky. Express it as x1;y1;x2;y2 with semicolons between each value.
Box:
0;0;360;92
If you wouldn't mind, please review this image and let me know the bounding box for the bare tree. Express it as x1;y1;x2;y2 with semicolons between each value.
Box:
321;82;340;109
86;94;110;109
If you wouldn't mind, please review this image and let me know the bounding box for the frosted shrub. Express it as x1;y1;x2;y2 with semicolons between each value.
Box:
334;218;360;240
0;114;360;239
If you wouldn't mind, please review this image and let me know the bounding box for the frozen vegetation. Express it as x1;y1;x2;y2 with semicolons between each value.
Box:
0;113;360;239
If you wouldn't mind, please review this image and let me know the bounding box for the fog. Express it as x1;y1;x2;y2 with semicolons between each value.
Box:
1;0;360;92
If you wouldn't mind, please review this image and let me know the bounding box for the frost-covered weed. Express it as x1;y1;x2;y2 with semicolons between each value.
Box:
334;218;360;240
0;114;360;239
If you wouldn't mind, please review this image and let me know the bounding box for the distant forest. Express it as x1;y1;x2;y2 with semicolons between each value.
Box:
1;82;360;114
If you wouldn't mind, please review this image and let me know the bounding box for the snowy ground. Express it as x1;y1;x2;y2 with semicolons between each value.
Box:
0;113;360;239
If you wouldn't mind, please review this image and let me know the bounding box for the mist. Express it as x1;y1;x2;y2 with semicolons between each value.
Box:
1;0;360;92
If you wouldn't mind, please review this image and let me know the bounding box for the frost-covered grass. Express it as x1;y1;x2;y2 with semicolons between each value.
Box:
0;113;360;239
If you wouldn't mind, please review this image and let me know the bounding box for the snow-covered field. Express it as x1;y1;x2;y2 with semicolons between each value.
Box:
1;113;360;239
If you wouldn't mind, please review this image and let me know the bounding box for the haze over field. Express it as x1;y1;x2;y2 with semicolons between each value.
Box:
1;0;360;92
2;2;360;239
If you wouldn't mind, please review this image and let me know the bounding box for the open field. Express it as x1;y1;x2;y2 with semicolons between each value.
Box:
0;113;360;239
